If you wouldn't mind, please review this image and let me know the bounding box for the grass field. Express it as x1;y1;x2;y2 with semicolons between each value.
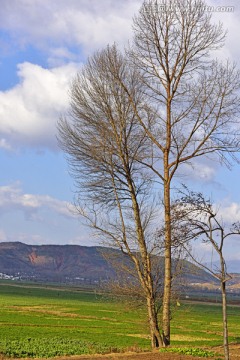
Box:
0;282;239;358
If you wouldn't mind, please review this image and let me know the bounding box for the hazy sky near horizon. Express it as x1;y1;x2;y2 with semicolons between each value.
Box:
0;0;240;263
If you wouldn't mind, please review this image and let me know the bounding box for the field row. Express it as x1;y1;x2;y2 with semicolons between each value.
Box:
0;282;239;357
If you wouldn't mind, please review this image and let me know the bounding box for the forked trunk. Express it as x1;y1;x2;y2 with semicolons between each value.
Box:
146;295;164;349
129;179;164;349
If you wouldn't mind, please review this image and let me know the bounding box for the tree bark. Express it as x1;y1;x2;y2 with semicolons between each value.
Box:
147;294;163;348
127;173;164;349
221;281;229;360
162;178;171;346
162;86;172;345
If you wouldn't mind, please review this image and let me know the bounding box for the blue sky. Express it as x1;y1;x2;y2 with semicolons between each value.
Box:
0;0;240;264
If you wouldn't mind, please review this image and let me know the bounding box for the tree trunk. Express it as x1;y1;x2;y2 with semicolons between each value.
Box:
162;179;171;346
128;178;164;349
221;280;229;360
146;295;164;349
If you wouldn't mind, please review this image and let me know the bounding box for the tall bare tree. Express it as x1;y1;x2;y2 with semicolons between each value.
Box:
176;190;240;360
58;45;164;349
59;0;240;347
111;0;240;344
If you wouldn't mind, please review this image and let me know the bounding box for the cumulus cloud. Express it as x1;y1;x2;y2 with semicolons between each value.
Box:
0;183;94;246
0;0;239;253
0;183;76;220
207;0;240;62
217;202;240;224
0;0;239;63
0;62;80;150
0;0;239;152
190;162;216;182
0;0;141;57
177;157;219;185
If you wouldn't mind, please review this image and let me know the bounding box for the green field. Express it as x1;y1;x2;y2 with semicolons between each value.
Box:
0;282;239;358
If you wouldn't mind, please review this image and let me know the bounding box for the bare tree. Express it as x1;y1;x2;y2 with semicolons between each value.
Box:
110;0;240;344
58;45;164;349
176;190;240;360
101;249;164;316
58;0;240;347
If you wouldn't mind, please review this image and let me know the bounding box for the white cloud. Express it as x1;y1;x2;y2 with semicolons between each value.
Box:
0;62;80;150
0;0;141;57
194;0;240;64
217;202;240;224
0;183;76;220
0;0;239;62
48;47;78;67
0;0;239;252
0;138;12;151
0;1;239;153
177;158;219;184
0;183;92;246
0;182;92;246
191;162;216;181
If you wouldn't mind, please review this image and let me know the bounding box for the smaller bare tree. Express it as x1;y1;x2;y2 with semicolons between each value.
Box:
176;190;240;360
58;45;165;349
101;250;164;313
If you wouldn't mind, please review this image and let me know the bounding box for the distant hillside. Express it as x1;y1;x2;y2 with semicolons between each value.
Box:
0;242;238;294
0;242;116;284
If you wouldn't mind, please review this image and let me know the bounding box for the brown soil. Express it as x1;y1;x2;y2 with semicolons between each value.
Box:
55;353;210;360
65;354;208;360
57;344;240;360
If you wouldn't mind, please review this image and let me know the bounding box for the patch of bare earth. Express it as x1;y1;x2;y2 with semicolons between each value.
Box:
230;344;240;358
54;344;240;360
52;353;213;360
